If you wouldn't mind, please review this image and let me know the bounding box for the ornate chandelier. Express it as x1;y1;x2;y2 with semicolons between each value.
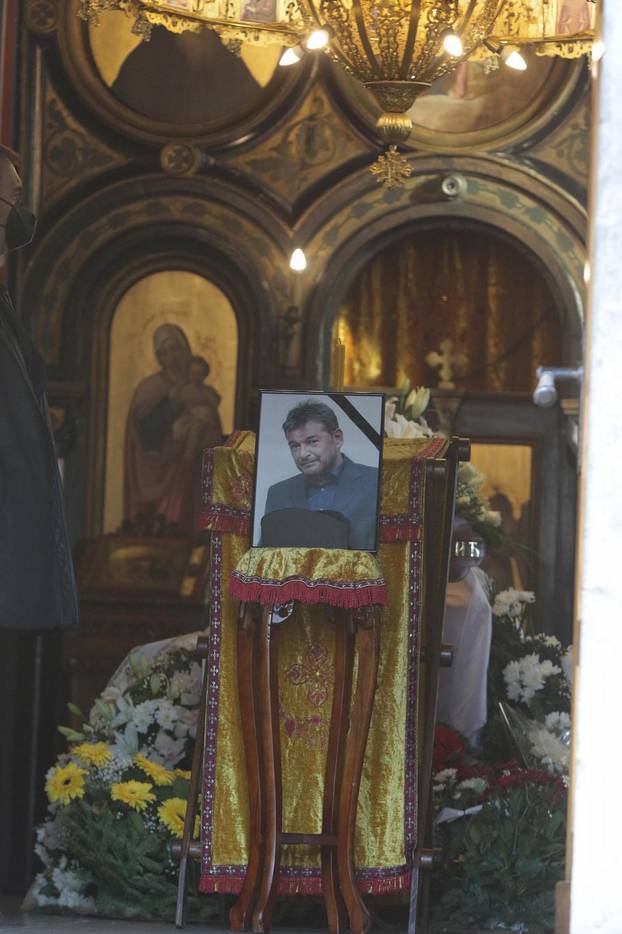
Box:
80;0;597;185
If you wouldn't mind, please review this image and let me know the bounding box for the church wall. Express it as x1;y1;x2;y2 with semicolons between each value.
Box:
10;0;589;603
0;0;592;897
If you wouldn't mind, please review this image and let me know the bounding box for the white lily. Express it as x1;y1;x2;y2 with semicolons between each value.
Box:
405;386;430;417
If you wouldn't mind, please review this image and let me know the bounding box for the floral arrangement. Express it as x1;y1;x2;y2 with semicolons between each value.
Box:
384;381;506;550
29;642;216;922
384;381;435;439
485;588;572;772
455;461;506;552
430;750;567;934
429;585;573;932
61;641;202;768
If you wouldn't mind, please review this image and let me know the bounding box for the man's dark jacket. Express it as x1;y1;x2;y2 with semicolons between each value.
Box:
264;457;379;551
0;286;78;630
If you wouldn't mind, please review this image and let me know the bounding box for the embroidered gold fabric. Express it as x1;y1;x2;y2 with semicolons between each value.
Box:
232;546;384;587
200;435;438;893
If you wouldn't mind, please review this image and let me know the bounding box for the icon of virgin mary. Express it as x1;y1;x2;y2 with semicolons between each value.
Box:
123;323;222;534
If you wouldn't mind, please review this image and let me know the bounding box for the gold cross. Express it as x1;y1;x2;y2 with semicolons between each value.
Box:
425;339;467;390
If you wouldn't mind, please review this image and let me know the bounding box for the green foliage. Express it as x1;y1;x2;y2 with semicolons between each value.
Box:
61;801;176;917
430;780;567;933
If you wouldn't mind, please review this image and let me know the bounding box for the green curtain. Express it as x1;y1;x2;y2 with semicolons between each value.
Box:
335;228;562;392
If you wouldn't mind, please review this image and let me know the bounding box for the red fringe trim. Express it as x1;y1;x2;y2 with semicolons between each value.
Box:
360;869;411;895
229;574;388;608
379;521;422;543
199;874;244;895
197;507;250;535
198;869;411;896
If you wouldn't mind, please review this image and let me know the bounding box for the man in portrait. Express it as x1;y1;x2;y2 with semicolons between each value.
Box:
262;399;379;550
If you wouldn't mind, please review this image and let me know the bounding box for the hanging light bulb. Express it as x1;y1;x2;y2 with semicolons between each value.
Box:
502;46;528;71
583;261;591;285
279;45;303;66
289;248;307;272
442;29;463;57
305;27;332;50
592;38;605;62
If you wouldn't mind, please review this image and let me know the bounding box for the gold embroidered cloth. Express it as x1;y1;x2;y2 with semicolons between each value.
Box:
198;433;447;895
230;547;387;608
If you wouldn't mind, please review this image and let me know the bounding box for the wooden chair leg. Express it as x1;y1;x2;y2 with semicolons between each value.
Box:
175;634;210;929
251;607;282;934
337;607;382;934
231;604;263;932
322;613;352;934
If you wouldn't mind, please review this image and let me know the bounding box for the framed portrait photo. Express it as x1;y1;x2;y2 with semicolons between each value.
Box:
251;391;384;552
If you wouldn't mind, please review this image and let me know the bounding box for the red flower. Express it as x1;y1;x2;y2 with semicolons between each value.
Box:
490;765;566;803
433;725;466;773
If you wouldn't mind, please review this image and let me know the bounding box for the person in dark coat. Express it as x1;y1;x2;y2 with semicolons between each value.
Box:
0;145;78;631
262;399;379;551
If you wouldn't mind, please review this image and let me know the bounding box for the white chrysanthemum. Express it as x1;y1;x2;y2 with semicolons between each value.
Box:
528;726;570;774
503;653;562;705
532;633;561;648
457;777;488;795
132;700;157;733
545;712;571;734
539;659;561;678
503;660;521;683
36;815;69;855
561;646;574;686
434;768;457;784
506;682;522;702
458;463;485;490
155;700;178;731
483;509;502;528
31;872;60;907
152;731;186;766
492;589;535;620
520;654;546;691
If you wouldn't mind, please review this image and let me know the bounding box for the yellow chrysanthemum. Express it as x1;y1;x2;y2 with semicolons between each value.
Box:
45;762;86;806
111;780;156;812
71;742;112;767
174;769;192;781
134;753;175;786
157;798;201;839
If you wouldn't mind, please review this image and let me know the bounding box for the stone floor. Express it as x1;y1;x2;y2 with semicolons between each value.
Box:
0;900;334;933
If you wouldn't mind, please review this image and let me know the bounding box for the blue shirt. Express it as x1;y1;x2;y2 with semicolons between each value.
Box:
305;458;346;512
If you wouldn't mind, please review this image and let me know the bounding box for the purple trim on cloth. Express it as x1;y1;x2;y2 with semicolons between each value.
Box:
199;459;426;890
404;456;425;859
404;537;422;861
201;446;214;508
200;532;223;881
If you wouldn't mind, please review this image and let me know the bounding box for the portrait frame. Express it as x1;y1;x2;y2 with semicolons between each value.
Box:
251;390;385;553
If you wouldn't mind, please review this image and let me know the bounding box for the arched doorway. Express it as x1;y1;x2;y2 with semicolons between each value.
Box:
332;224;564;393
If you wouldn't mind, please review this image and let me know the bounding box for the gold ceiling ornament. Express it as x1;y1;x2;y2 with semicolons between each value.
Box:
369;145;412;190
79;0;598;184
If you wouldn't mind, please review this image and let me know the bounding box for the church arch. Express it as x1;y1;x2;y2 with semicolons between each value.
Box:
300;155;586;386
21;174;289;534
329;221;566;393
